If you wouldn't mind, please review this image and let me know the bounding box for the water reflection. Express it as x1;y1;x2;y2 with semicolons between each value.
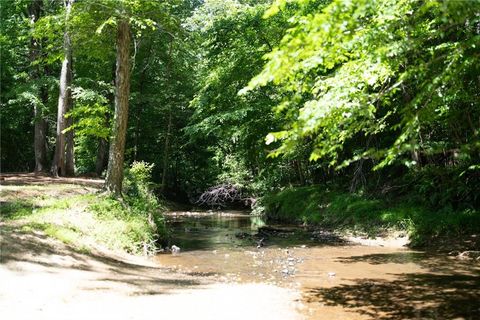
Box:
165;211;262;251
164;211;345;252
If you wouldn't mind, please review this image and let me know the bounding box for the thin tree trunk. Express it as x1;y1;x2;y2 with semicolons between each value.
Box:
95;138;108;176
161;111;172;192
95;64;115;176
105;19;131;196
34;93;48;172
51;0;74;177
295;160;305;186
160;38;174;192
133;68;146;161
65;55;75;176
28;0;48;173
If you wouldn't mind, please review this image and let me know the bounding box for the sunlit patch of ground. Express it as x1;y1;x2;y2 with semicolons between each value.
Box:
0;224;302;320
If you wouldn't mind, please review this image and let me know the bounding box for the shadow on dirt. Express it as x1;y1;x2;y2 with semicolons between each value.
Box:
335;251;480;274
0;225;209;296
305;270;480;319
0;172;103;187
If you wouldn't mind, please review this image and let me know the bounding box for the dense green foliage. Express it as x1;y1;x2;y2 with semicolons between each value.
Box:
245;0;480;206
1;0;479;245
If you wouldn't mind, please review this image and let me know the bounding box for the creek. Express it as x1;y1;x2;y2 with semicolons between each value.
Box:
156;210;480;319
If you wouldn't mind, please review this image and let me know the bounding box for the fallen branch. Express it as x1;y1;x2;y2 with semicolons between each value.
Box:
196;183;243;207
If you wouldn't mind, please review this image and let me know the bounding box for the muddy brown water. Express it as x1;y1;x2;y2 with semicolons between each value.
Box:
156;211;480;320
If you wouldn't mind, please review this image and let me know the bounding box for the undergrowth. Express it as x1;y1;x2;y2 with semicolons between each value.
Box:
262;185;480;245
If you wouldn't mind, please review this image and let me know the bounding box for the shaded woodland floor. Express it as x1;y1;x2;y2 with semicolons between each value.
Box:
0;172;104;187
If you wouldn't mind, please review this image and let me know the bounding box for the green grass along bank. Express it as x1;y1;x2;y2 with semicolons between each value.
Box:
1;162;168;256
260;186;480;247
2;193;167;256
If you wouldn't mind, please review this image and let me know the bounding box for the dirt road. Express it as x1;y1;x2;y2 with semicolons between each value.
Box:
0;224;302;320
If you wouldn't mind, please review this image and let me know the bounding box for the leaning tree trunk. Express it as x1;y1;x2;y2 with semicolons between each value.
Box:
29;0;48;173
51;0;74;177
105;19;131;196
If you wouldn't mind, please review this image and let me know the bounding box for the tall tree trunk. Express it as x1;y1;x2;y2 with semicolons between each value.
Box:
105;19;131;196
295;159;306;186
95;64;115;177
65;69;75;176
51;0;74;177
34;90;48;173
29;0;48;173
133;68;146;161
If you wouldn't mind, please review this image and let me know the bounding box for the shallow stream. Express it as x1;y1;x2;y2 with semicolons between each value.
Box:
156;210;480;319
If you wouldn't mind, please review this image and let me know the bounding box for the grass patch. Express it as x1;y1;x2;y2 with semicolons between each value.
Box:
87;194;166;254
262;185;480;244
20;221;91;253
3;193;166;256
1;200;35;220
262;186;327;223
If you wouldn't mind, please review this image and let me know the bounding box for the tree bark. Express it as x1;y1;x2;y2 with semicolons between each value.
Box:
295;159;306;186
133;68;146;161
34;94;48;173
51;0;74;177
105;19;131;196
28;0;48;173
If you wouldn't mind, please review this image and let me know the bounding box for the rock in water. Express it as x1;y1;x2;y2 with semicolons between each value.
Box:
257;238;265;249
171;245;181;254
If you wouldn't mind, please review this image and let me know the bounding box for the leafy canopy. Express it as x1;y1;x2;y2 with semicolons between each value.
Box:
245;0;480;170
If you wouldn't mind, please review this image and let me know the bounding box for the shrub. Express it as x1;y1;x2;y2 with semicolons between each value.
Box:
122;161;167;243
